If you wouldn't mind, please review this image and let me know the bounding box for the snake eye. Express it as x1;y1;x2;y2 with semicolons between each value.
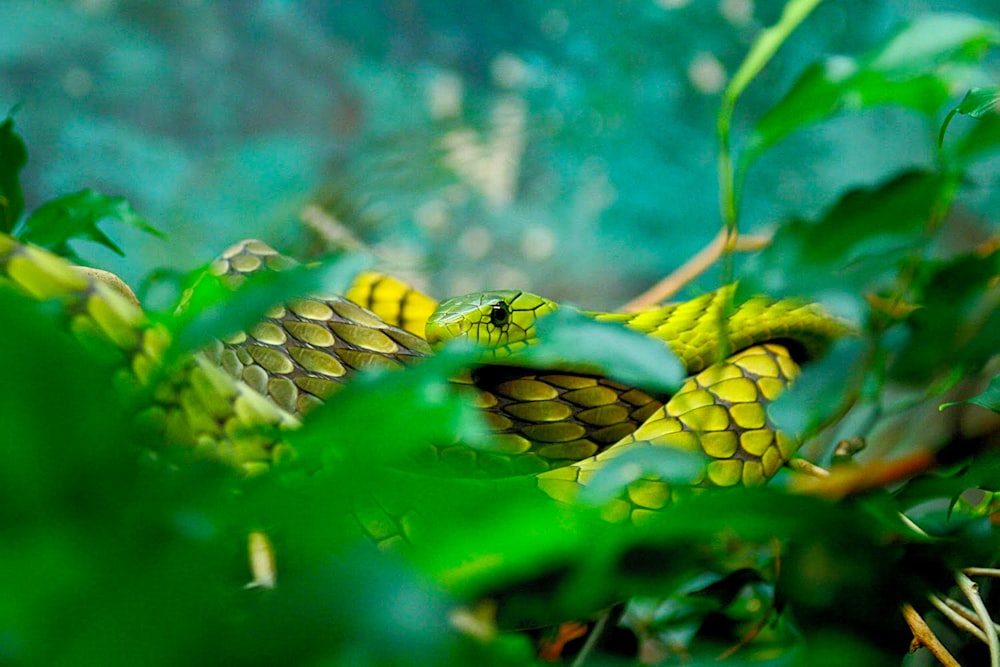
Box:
489;302;510;327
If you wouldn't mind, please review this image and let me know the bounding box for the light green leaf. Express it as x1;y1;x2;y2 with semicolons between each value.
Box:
19;189;163;259
745;13;1000;165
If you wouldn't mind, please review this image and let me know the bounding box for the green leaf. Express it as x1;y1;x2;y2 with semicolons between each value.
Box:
940;374;1000;414
950;103;1000;162
508;308;686;396
745;13;1000;165
891;248;1000;383
0;114;27;234
18;189;163;258
578;445;706;506
287;343;486;468
164;252;373;354
939;86;1000;147
739;170;951;310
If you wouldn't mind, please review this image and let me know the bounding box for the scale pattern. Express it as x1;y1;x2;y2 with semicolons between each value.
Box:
202;240;432;416
0;233;852;534
536;343;799;522
426;287;853;520
346;270;438;338
0;234;296;472
209;242;670;472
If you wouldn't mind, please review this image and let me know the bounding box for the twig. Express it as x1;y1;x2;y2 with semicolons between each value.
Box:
957;572;1000;666
929;594;988;644
943;596;1000;634
570;608;612;667
965;567;1000;578
786;457;830;478
902;603;961;667
244;530;277;590
619;229;771;312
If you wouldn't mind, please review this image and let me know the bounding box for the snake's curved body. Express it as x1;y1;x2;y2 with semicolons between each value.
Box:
0;233;852;535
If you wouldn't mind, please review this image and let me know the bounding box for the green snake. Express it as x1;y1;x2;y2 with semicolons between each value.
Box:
0;233;852;533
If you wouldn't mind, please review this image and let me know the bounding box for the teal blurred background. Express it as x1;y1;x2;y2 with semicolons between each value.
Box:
2;0;998;307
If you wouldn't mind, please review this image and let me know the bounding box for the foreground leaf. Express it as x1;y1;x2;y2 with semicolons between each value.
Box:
18;189;163;258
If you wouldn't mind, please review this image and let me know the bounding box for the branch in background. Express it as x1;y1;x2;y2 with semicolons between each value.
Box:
902;603;961;667
619;229;771;312
956;572;1000;666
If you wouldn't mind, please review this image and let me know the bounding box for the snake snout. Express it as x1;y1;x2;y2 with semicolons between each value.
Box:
425;310;473;347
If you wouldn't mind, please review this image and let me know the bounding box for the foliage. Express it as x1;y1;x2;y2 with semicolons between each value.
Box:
0;5;999;667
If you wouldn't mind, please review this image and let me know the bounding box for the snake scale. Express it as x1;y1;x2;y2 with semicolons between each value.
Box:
0;233;852;537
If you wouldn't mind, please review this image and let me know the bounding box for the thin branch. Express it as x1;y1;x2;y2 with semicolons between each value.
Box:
902;603;961;667
570;608;611;667
619;230;771;312
965;567;1000;578
944;596;1000;634
786;457;830;478
957;572;1000;666
930;594;988;644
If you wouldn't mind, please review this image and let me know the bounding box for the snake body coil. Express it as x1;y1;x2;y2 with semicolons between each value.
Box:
0;233;852;531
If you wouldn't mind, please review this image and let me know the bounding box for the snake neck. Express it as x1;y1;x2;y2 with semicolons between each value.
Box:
589;285;853;374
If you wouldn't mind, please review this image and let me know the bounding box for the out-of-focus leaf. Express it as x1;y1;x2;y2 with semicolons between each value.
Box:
579;445;706;506
18;189;163;258
893;452;1000;509
891;248;1000;383
509;308;686;395
939;85;1000;147
940;374;1000;414
950;102;1000;161
767;338;865;451
286;342;484;467
739;170;951;313
165;251;373;354
745;13;1000;165
0;115;26;233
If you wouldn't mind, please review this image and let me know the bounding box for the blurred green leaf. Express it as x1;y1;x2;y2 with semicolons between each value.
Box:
165;252;373;354
745;13;1000;165
512;308;686;395
891;247;1000;383
18;188;163;259
0;114;26;233
940;374;1000;414
939;85;1000;147
287;343;484;467
739;170;952;312
579;445;706;505
949;100;1000;161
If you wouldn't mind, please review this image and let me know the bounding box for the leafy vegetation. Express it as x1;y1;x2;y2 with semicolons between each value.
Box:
1;4;999;667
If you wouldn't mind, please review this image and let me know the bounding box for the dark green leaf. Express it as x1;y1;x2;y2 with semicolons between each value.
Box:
19;189;163;258
890;248;1000;383
739;170;951;312
0;114;27;233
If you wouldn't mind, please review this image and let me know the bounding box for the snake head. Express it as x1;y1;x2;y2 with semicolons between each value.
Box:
425;290;558;359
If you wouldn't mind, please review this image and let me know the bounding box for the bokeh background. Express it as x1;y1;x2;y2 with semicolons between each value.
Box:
2;0;998;308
